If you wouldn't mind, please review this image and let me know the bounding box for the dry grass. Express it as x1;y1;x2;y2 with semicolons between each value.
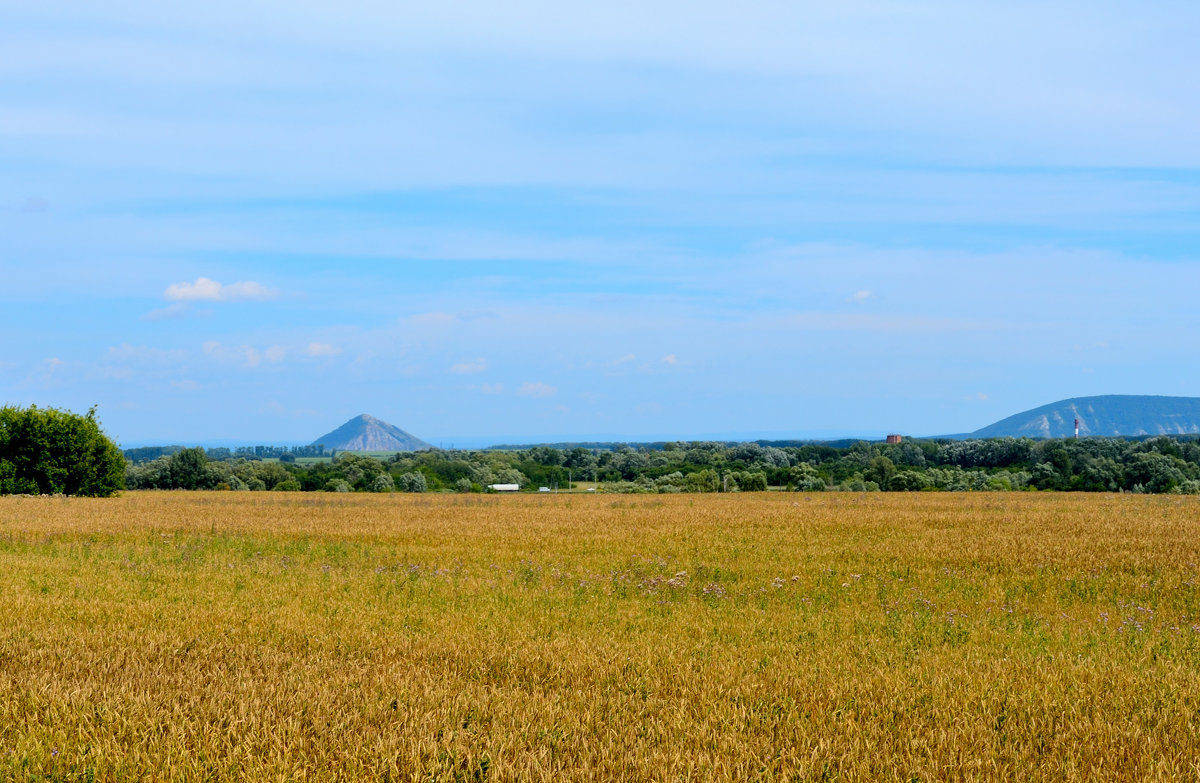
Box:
3;491;1200;781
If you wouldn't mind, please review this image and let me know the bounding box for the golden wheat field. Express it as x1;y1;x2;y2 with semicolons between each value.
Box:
3;491;1200;781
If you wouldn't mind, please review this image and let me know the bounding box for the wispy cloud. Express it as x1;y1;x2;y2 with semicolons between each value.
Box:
306;342;342;357
407;312;457;327
142;302;194;321
517;381;557;398
107;343;186;363
451;358;487;374
203;341;285;368
783;312;992;334
164;277;277;302
847;290;872;304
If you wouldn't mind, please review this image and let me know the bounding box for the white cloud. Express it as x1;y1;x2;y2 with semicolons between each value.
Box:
517;381;557;398
662;354;678;365
107;343;186;363
480;383;505;394
847;290;873;304
202;341;285;368
408;312;457;327
306;342;342;357
164;277;277;302
783;312;991;334
613;353;637;365
170;379;199;391
451;358;487;374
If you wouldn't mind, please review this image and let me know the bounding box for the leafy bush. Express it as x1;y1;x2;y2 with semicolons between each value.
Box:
396;472;427;492
0;405;124;496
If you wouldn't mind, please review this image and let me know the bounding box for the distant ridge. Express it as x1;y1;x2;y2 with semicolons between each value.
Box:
311;414;432;452
971;395;1200;439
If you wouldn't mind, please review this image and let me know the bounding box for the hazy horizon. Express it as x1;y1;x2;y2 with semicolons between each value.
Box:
6;3;1200;443
116;426;903;451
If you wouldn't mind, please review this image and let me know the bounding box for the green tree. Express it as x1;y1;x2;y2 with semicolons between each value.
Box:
788;463;827;491
864;456;897;488
397;472;428;492
685;469;719;492
1124;453;1186;494
736;471;768;492
168;447;216;490
0;405;125;496
888;470;931;491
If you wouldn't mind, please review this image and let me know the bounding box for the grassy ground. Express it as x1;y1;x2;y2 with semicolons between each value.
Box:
2;491;1200;780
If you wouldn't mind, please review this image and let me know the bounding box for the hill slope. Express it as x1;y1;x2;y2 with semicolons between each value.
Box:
971;395;1200;439
311;415;432;451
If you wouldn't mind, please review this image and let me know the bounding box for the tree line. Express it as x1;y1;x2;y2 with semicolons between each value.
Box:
124;434;1200;494
6;405;1200;496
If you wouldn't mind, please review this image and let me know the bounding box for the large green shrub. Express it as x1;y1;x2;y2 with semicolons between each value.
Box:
0;405;124;496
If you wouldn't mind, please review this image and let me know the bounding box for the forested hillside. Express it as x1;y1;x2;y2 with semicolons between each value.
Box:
971;395;1200;438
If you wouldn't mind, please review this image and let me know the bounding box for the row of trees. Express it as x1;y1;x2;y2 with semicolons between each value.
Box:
124;444;331;464
7;405;1200;497
124;449;429;493
121;434;1200;495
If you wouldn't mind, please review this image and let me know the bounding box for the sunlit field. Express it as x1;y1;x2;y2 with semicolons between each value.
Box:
3;492;1200;781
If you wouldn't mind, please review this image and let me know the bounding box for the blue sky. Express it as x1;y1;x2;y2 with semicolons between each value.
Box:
4;1;1200;446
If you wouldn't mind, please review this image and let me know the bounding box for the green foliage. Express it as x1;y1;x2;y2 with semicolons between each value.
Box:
169;448;216;490
889;470;931;492
685;469;719;492
788;464;827;492
396;472;427;493
0;405;124;497
731;471;768;492
115;434;1200;495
